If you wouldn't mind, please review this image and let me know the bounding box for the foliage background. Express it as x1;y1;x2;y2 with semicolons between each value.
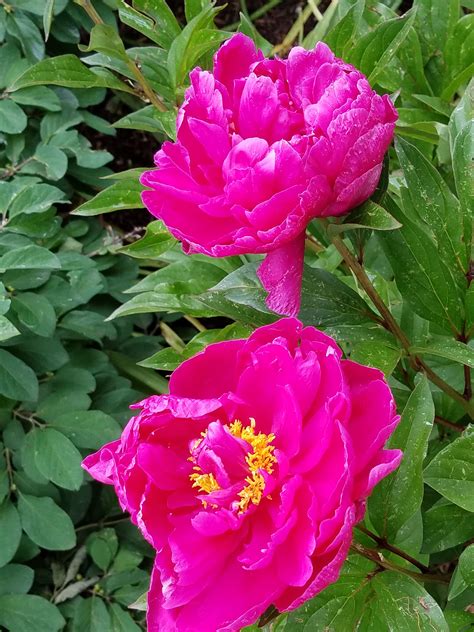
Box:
0;0;472;630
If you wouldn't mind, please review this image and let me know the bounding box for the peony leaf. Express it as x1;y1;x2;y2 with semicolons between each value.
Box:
410;338;474;369
0;595;64;632
424;431;474;512
17;493;76;551
72;179;144;216
331;201;402;233
283;556;448;631
369;376;434;540
350;10;416;84
422;499;474;554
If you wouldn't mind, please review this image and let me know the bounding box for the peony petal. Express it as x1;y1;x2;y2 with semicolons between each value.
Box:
257;232;306;316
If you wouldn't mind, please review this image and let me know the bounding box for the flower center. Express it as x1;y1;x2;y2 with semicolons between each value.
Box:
189;418;276;514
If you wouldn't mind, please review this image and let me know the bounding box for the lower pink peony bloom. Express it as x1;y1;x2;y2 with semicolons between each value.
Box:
141;34;397;316
83;318;402;631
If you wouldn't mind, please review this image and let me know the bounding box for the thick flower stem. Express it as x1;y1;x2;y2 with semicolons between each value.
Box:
350;543;450;585
127;60;168;113
356;525;430;573
328;230;474;419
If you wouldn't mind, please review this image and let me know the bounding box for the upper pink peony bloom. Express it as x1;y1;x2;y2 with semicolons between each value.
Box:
141;34;397;316
83;318;402;632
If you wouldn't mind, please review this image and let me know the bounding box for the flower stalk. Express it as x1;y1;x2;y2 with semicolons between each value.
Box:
328;229;474;419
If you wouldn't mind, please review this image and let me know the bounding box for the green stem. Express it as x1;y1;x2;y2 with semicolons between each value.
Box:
356;525;430;573
74;0;102;25
127;60;167;113
328;230;474;418
351;542;450;585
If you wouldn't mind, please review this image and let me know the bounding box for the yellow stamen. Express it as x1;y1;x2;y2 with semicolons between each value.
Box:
189;418;276;514
229;418;276;514
237;472;266;513
190;471;220;494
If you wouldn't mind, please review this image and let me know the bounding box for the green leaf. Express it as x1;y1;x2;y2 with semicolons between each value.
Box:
0;501;22;567
369;376;434;540
10;85;61;111
112;259;230;319
422;499;474;553
86;528;118;571
43;0;55;41
72;178;144;216
6;12;44;63
59;310;116;343
0;349;38;401
114;105;176;138
49;410;121;450
395;138;467;278
81;24;128;63
12;292;56;337
36;389;91;422
13;334;68;374
72;597;111;632
324;0;365;58
410;339;474;369
109;604;141;632
350;341;401;375
107;351;169;394
119;220;176;259
414;0;459;58
167;5;225;88
23;428;83;491
119;0;181;50
51;367;96;393
449;544;474;600
282;556;447;630
8;183;67;217
198;262;277;325
141;323;251;370
17;493;76;551
128;592;147;612
0;246;61;271
33;146;68;180
0;316;20;342
0;564;33;595
0;595;65;632
449;81;474;216
9;55;127;91
0;100;27;134
333;201;402;233
117;1;178;50
299;265;377;327
444;610;474;631
424;431;474;512
349;10;416;84
379;195;465;335
126;258;227;295
358;572;448;631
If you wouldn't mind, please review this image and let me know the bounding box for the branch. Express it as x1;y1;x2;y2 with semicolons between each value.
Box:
356;525;430;574
351;542;450;585
127;60;168;113
328;230;474;418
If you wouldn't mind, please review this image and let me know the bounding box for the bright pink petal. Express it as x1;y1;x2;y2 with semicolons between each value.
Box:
257;232;306;316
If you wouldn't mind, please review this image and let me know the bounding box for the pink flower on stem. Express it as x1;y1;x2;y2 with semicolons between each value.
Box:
141;34;397;316
83;318;401;631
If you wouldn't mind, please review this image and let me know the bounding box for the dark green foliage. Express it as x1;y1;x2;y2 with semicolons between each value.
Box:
0;0;473;630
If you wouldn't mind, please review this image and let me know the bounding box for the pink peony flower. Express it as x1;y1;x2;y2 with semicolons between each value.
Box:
83;318;402;631
141;34;397;316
